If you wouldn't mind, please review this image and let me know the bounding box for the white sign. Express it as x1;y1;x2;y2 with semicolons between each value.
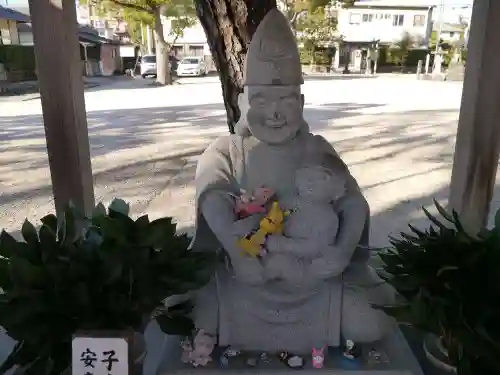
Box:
72;336;129;375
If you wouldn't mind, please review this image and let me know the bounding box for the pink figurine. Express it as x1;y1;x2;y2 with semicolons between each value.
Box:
231;187;275;219
312;347;325;369
180;330;216;367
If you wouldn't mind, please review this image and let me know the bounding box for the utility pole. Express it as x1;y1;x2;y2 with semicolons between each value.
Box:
140;21;146;54
432;0;445;75
146;24;153;54
435;0;444;54
88;0;94;27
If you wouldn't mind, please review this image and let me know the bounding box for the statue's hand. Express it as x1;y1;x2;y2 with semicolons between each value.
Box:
232;256;266;286
230;214;266;286
306;245;346;280
231;214;264;237
264;254;304;285
265;234;284;253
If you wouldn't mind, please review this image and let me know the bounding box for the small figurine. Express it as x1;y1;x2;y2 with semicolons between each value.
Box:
237;201;290;257
279;352;305;369
230;187;275;219
246;357;259;367
180;329;216;367
218;346;240;368
219;354;229;368
366;348;389;366
260;352;271;363
223;346;240;358
312;346;326;369
338;339;362;369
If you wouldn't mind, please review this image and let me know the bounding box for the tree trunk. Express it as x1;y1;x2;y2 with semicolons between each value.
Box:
194;0;277;133
153;8;172;85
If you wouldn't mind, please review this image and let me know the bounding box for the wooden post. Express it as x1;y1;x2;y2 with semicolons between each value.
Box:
28;0;95;215
449;0;500;233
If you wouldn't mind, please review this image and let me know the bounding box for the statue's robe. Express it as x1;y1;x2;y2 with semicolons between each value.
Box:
190;130;386;353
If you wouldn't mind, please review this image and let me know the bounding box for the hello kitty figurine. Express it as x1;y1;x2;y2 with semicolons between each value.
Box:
230;187;275;219
312;347;326;368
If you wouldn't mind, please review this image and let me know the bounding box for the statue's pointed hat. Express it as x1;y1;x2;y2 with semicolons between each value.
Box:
244;8;303;86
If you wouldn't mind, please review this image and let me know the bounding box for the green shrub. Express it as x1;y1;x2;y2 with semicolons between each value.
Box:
0;45;36;72
299;47;331;65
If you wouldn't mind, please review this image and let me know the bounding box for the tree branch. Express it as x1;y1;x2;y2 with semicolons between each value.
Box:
290;9;307;25
108;0;154;14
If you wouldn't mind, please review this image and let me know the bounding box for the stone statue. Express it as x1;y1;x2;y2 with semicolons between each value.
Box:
190;8;392;354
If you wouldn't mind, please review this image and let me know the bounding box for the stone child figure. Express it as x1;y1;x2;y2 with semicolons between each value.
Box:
264;165;346;283
190;8;392;354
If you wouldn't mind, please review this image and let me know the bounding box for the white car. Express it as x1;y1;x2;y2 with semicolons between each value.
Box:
176;56;207;77
140;55;157;78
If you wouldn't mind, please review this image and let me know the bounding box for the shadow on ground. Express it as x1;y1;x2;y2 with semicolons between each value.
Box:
303;73;379;81
0;101;384;170
0;103;462;242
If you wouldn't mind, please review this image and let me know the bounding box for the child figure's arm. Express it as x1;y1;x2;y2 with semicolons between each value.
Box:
265;234;324;256
266;206;338;257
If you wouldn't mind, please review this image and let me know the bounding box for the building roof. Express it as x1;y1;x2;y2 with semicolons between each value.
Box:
0;5;30;22
352;0;437;8
17;22;119;45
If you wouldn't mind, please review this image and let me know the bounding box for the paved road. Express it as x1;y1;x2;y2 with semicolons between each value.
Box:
0;74;490;247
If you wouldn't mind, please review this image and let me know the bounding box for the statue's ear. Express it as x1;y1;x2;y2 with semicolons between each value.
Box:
237;91;244;108
238;90;249;110
300;94;305;110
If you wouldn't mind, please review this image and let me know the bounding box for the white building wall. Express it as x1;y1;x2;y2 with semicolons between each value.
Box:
439;30;462;43
337;6;433;46
161;17;215;69
161;17;208;46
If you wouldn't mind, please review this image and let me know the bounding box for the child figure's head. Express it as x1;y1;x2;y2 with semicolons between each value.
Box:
295;165;345;203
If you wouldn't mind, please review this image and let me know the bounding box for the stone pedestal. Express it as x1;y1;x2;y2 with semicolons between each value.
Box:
156;326;424;375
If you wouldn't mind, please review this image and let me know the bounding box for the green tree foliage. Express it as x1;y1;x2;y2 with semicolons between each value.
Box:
278;0;355;31
81;0;196;85
389;32;414;70
296;7;337;63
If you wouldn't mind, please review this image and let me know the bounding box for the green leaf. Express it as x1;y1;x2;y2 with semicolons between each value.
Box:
147;217;178;247
92;202;107;218
135;215;150;229
408;224;426;238
105;262;124;284
0;341;26;374
0;230;19;258
495;208;500;231
38;226;58;263
21;220;38;246
9;257;44;286
451;210;467;234
155;313;194;336
0;258;11;288
422;206;448;230
57;207;77;246
168;300;194;314
436;266;459;277
434;199;454;223
109;198;130;216
40;214;58;234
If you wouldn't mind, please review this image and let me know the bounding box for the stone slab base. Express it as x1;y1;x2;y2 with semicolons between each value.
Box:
157;325;424;375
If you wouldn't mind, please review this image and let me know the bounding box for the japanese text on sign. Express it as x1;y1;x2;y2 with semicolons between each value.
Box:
72;336;128;375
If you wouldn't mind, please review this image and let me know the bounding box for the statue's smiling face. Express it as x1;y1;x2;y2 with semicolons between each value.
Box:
247;85;306;144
